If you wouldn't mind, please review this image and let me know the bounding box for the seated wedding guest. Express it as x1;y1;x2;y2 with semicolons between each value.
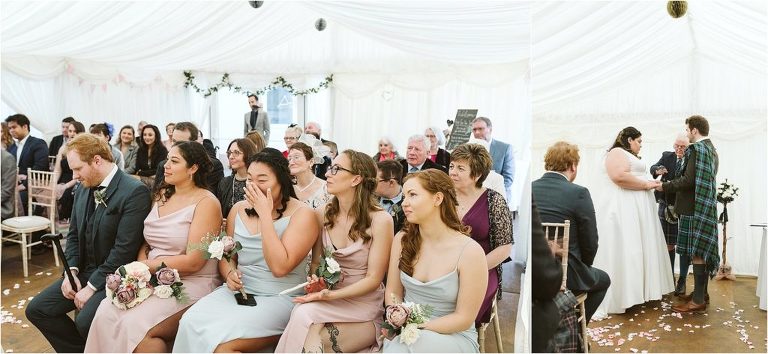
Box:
48;117;76;159
426;126;450;171
84;141;222;353
132;124;168;189
136;120;149;145
115;125;138;174
163;122;176;151
531;201;564;353
1;122;12;151
304;121;327;143
451;143;513;327
533;141;610;324
323;140;338;159
1;146;15;220
375;159;406;234
245;130;267;153
288;142;332;209
382;169;487;352
153;122;224;193
53;121;85;223
400;134;448;178
468;137;507;201
276;150;394;353
5;114;49;210
217;138;258;217
282;124;304;158
373;137;402;161
174;150;319;353
650;133;690;296
26;134;151;353
89;123;124;170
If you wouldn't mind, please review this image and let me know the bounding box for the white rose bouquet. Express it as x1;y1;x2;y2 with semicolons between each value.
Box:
279;247;342;295
381;293;434;347
188;232;244;296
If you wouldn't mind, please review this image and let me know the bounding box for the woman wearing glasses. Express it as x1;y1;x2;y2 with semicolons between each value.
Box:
217;138;259;217
276;150;394;353
282;125;304;158
426;126;451;171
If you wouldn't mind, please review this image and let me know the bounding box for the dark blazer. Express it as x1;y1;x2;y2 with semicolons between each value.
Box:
649;151;679;202
64;169;151;290
531;200;563;353
48;135;65;158
7;136;49;174
532;172;600;292
400;158;448;179
662;139;719;216
432;148;451;171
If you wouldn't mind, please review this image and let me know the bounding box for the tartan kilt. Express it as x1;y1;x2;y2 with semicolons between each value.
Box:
657;201;678;246
676;214;720;271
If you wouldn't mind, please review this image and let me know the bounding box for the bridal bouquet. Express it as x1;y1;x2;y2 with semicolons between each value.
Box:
106;261;186;310
382;293;434;346
279;248;342;295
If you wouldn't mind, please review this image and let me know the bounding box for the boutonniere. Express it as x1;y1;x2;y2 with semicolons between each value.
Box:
94;188;107;209
390;203;402;218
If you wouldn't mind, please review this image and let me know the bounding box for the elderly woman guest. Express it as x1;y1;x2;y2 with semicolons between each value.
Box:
115;125;138;174
174;149;320;353
426;126;451;171
163;123;175;151
373;137;402;161
288;142;332;209
282;124;304;158
276;150;394;353
217;138;259;217
450;143;513;327
53;121;85;222
84;141;222;352
132;124;168;189
382;169;487;352
245;130;267;153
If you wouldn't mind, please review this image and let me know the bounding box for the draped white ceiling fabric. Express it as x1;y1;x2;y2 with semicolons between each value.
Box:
532;1;767;276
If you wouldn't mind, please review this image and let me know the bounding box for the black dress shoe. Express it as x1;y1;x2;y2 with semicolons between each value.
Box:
674;279;686;296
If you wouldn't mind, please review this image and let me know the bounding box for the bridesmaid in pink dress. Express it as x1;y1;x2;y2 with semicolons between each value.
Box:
84;141;223;353
276;150;394;353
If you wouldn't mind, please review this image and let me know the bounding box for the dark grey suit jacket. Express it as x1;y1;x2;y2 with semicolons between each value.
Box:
650;151;679;203
662;139;718;216
532;172;600;292
64;169;151;290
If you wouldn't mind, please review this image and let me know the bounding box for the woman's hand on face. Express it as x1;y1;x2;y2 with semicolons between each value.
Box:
244;183;273;217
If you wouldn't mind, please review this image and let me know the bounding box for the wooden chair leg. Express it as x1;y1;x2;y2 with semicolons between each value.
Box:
21;233;29;277
492;304;503;352
478;325;486;353
580;301;589;353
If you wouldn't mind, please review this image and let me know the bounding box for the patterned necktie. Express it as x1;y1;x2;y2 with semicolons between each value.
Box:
409;166;418;173
675;158;683;176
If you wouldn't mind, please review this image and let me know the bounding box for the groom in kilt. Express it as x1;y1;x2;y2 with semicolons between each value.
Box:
658;115;719;313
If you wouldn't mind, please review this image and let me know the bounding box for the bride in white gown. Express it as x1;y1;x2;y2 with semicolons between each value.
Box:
592;127;674;319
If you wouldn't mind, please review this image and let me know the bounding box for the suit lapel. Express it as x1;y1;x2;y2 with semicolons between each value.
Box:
91;170;124;235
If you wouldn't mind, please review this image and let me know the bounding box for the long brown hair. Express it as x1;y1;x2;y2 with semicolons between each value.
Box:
399;170;470;276
324;150;379;243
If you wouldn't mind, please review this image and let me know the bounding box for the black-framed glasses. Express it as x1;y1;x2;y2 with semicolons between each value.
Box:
329;164;354;175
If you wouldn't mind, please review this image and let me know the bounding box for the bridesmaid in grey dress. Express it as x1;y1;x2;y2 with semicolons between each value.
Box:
382;170;488;353
173;150;320;353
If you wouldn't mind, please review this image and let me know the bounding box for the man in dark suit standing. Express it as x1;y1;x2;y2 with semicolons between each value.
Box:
659;115;719;314
243;94;270;140
400;134;447;179
650;133;689;295
532;141;610;324
48;117;76;158
25;134;151;353
5;114;49;212
375;159;406;234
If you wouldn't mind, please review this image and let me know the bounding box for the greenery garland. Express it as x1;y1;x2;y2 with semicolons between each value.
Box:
183;71;333;98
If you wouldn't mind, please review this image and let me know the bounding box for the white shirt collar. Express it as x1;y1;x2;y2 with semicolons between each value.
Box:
16;135;29;147
99;164;119;189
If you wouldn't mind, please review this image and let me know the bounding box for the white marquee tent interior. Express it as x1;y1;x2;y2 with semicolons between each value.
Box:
532;1;767;276
2;1;532;349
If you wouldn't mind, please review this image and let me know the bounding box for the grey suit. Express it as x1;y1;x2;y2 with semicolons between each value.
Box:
532;172;610;323
490;139;514;200
25;168;151;352
243;109;270;140
1;149;16;219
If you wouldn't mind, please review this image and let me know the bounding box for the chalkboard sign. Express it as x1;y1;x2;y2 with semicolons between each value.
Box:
445;109;478;151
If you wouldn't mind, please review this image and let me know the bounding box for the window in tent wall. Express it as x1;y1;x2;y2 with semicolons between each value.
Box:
214;88;301;156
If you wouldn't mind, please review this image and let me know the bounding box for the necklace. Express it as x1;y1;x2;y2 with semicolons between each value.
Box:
297;176;317;193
